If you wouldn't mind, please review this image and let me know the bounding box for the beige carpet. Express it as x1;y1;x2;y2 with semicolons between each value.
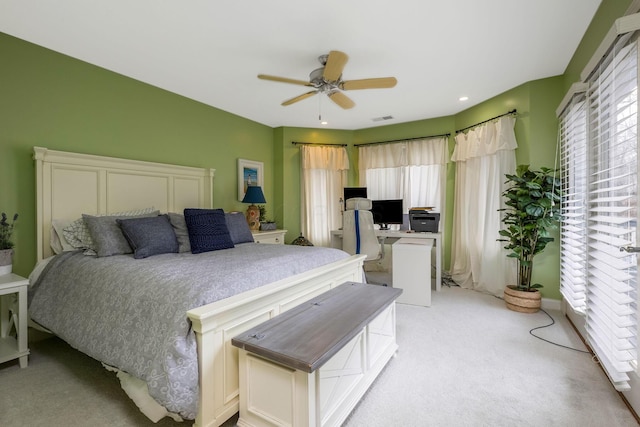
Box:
1;286;637;426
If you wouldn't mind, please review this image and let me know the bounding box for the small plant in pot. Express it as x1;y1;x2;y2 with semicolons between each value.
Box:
498;165;561;313
258;205;276;231
0;212;18;275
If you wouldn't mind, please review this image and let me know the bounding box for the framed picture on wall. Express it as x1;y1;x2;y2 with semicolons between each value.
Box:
238;158;264;201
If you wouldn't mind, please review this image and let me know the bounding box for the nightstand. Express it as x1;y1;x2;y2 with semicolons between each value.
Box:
0;273;29;368
251;229;287;245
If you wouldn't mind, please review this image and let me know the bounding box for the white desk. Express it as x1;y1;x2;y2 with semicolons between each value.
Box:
330;229;442;291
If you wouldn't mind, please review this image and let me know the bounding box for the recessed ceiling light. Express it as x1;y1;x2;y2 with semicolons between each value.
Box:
459;96;469;102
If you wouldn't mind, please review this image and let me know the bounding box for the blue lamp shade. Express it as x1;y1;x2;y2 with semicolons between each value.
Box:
242;186;266;204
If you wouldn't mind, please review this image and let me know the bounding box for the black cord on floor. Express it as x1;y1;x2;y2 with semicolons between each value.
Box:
451;284;594;356
530;308;591;354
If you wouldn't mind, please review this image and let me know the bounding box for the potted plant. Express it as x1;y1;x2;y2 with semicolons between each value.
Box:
258;205;277;231
498;165;561;313
0;212;18;275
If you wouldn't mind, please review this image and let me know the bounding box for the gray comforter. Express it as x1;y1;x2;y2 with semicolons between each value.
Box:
29;243;350;419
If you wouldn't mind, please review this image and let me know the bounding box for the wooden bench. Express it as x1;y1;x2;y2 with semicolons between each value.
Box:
232;282;402;427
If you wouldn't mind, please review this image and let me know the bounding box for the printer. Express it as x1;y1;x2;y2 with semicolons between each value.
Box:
409;208;440;232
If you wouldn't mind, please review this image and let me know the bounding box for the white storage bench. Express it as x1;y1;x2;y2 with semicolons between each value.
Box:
231;282;402;427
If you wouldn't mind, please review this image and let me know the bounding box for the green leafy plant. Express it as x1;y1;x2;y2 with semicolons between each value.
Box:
498;165;561;292
258;205;275;223
0;212;18;250
258;205;267;222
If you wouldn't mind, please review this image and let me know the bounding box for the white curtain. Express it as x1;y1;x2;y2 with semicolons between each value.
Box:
301;145;349;247
358;137;448;228
449;116;518;296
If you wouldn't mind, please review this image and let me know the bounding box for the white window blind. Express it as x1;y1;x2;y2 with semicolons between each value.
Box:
560;92;588;313
585;35;638;391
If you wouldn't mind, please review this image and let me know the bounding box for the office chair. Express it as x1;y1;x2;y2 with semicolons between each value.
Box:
342;198;380;260
342;198;389;286
342;197;391;286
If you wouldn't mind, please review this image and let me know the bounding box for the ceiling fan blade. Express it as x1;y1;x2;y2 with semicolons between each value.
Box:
323;50;349;82
327;91;355;109
282;90;318;106
340;77;398;90
258;74;312;87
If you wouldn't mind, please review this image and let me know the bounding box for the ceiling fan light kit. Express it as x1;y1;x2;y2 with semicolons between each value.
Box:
258;50;397;110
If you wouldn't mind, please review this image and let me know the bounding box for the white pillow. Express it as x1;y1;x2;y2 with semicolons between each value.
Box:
50;219;75;254
50;227;63;254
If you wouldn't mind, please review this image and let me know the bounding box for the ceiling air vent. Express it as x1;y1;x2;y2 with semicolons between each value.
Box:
372;115;394;122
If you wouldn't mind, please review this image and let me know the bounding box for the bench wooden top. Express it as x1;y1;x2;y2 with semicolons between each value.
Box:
231;282;402;373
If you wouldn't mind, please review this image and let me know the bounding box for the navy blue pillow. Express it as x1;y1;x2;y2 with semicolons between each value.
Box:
117;214;179;259
184;208;235;254
225;212;254;244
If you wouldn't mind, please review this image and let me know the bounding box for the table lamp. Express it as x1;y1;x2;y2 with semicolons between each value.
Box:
242;185;266;230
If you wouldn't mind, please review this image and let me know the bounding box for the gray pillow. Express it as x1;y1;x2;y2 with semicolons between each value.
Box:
117;214;179;259
82;211;159;257
168;212;191;253
63;207;159;254
225;212;254;244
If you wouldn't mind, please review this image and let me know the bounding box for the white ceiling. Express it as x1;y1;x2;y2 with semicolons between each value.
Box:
1;0;602;130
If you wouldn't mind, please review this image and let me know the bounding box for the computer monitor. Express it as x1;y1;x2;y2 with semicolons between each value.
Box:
371;199;404;230
343;187;368;209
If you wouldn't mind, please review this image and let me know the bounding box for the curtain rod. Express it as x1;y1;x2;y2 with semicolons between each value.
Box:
455;109;517;134
353;132;451;147
291;141;348;147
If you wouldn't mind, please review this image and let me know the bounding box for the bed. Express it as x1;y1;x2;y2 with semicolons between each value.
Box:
31;147;365;427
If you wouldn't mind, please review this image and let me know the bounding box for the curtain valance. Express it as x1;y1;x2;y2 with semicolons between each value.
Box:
301;145;350;171
358;136;448;169
451;116;517;162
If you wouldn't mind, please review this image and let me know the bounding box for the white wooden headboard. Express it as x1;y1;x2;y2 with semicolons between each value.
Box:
34;147;215;261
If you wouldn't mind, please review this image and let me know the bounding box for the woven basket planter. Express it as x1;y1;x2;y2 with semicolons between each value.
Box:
503;286;541;313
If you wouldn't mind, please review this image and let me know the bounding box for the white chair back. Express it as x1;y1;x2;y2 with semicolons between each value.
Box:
342;198;381;261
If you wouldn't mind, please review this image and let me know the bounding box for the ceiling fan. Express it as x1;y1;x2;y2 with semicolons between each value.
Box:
258;50;397;110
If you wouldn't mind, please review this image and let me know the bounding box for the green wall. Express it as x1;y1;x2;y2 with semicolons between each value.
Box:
0;32;274;276
273;127;355;240
0;0;631;301
564;0;634;91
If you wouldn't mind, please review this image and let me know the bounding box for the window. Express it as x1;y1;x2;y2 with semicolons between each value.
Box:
300;145;349;247
358;137;448;229
585;36;638;390
561;32;640;391
559;91;588;313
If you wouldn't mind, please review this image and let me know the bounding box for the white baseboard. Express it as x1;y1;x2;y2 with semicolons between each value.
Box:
541;297;561;312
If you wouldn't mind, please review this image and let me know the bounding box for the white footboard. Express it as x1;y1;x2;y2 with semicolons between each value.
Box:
187;254;366;427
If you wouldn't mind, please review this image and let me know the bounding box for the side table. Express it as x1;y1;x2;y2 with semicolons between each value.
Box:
251;229;287;245
0;273;29;368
